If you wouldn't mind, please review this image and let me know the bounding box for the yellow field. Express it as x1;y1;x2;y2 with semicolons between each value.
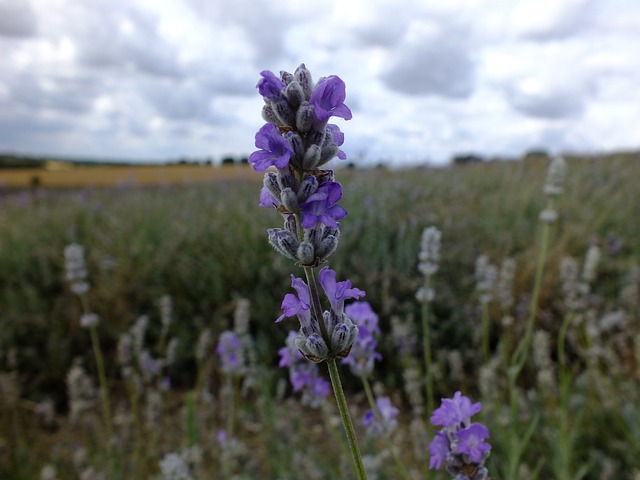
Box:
0;164;260;188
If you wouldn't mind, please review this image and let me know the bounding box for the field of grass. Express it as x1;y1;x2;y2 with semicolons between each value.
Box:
0;163;255;188
0;155;639;479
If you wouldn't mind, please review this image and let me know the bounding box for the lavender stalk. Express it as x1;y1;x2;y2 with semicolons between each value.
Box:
249;64;367;478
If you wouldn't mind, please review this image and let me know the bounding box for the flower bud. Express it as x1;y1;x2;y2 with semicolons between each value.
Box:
286;131;305;166
298;175;318;203
303;144;322;169
297;333;329;363
280;187;299;212
263;172;281;199
284;214;298;236
80;312;100;329
315;234;339;260
294;64;313;99
319;144;339;166
273;100;295;127
331;322;358;357
280;70;294;85
261;104;279;125
296;103;316;133
276;167;297;191
285;80;305;109
267;229;298;260
296;242;315;266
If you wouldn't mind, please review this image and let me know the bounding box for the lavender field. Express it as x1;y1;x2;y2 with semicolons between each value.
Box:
1;154;639;479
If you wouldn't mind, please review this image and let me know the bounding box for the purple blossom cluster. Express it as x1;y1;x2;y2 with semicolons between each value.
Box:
215;331;246;375
362;396;399;437
250;64;351;267
429;391;492;480
276;266;364;363
341;301;382;378
278;331;331;408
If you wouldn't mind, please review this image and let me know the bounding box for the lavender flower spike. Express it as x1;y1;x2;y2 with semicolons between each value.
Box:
428;391;491;480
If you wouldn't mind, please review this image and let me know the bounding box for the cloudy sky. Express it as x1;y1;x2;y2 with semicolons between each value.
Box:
1;0;639;166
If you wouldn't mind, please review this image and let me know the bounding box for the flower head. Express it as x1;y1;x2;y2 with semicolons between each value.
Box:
318;266;365;316
428;431;450;470
248;123;294;172
428;391;491;478
455;423;491;463
362;396;399;436
342;301;381;377
309;75;352;122
300;181;347;229
257;70;286;101
215;331;244;374
431;391;482;428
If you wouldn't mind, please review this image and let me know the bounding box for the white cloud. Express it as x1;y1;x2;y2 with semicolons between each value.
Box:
0;0;639;164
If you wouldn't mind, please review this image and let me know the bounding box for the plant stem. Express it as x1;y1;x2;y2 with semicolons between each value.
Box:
421;276;435;425
89;325;115;478
327;358;368;480
481;301;490;363
511;197;554;372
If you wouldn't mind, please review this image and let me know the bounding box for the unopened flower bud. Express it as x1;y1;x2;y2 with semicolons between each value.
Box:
296;242;315;265
297;333;329;363
267;229;298;260
319;144;339;165
280;187;299;212
263;172;281;199
539;208;558;223
294;64;313;98
280;70;293;85
284;214;298;236
543;156;567;196
80;312;100;328
303;144;322;169
298;175;318;203
331;322;358;357
276;167;296;191
315;234;339;260
261;104;279;124
286;131;305;164
296;103;316;133
284;80;305;108
273;100;295;127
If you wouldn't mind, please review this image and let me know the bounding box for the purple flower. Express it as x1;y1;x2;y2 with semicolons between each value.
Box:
279;331;331;408
249;123;294;172
362;396;399;436
431;391;482;428
259;185;280;208
455;423;492;463
257;70;285;100
309;76;352;122
318;266;365;316
276;275;321;337
428;432;450;470
300;181;347;229
215;331;244;374
342;301;381;377
326;124;347;160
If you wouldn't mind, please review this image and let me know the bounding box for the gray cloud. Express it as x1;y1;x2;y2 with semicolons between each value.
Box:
508;85;585;119
0;0;37;37
510;0;595;41
69;3;182;78
380;19;476;98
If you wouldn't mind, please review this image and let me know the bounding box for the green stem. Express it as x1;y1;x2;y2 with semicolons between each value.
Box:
481;301;490;364
89;325;115;478
421;276;435;425
327;358;368;480
511;197;554;372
